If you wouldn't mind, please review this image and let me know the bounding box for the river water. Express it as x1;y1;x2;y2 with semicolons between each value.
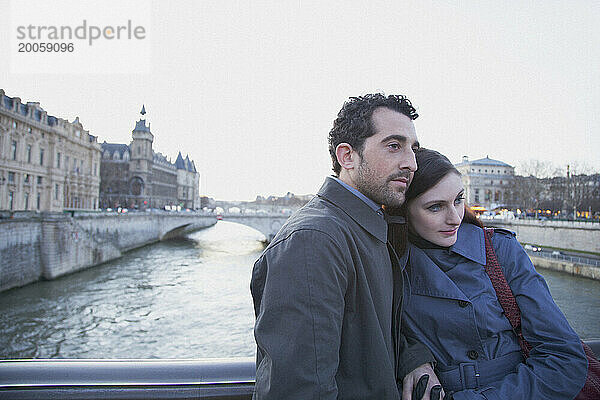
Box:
0;221;599;359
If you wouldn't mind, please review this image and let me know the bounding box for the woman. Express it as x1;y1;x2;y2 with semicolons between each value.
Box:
397;148;587;399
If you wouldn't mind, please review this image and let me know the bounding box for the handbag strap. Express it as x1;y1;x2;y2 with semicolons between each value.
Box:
483;227;533;357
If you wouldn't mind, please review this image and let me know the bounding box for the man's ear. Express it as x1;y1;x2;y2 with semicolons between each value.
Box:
335;143;356;171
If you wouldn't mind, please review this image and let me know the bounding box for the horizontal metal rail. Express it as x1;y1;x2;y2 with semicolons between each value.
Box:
526;249;600;267
0;358;255;399
1;342;599;399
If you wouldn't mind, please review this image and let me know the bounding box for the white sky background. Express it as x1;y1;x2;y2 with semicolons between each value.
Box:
1;0;598;201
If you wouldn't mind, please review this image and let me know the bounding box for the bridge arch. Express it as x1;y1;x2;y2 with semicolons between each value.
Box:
218;214;289;242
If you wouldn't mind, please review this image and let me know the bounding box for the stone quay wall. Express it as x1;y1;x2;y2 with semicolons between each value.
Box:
0;218;43;291
0;212;216;292
530;256;600;281
486;219;600;254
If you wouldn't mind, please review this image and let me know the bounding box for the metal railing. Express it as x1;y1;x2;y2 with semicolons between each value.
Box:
526;249;600;267
0;358;255;399
1;341;599;399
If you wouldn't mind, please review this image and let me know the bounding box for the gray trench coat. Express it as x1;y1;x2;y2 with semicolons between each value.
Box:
251;177;434;399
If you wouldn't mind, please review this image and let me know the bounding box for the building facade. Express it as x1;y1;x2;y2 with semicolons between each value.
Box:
99;107;199;210
455;156;515;210
0;89;101;212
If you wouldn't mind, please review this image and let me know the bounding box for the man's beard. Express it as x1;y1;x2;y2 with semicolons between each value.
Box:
356;158;409;208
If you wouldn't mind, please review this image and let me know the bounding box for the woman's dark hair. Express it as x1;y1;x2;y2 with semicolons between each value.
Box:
463;207;484;228
328;93;418;175
388;148;482;255
405;148;459;203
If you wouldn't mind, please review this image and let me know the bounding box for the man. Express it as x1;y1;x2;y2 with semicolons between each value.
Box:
251;94;442;399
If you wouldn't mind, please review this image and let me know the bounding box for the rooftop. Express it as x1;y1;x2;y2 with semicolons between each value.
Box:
455;156;513;168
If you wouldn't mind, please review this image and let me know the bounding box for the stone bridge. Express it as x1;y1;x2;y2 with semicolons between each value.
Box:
0;211;217;292
219;213;291;242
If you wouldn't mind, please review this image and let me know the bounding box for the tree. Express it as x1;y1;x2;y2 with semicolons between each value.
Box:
511;160;599;219
566;163;597;218
512;160;560;215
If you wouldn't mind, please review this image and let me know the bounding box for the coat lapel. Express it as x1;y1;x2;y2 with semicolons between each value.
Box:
408;244;470;302
449;224;486;265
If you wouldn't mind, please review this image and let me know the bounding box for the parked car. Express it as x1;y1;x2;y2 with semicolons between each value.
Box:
524;244;541;252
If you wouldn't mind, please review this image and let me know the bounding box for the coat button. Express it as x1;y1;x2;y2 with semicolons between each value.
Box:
467;350;479;360
458;300;469;308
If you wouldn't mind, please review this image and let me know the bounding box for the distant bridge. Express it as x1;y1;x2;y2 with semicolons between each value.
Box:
219;212;291;242
1;210;294;292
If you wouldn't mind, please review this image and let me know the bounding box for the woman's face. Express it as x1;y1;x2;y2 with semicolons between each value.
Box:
406;172;465;247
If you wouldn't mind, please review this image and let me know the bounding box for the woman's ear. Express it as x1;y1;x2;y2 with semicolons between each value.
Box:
335;143;356;171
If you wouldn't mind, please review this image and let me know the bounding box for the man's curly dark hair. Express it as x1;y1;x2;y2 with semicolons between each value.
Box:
328;93;419;175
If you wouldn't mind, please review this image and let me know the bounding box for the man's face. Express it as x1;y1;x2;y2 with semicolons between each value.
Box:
352;107;419;208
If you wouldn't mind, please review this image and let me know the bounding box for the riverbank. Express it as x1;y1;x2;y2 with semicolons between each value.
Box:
532;256;600;281
0;212;216;293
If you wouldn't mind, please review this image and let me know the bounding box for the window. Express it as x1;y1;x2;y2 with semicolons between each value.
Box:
93;163;97;176
24;192;29;210
8;191;14;210
24;174;30;183
12;121;16;129
36;192;41;209
8;172;15;183
37;176;42;185
65;156;70;169
475;195;480;203
475;189;479;194
56;152;61;168
75;130;80;138
40;149;45;166
11;141;17;160
27;127;32;133
54;184;60;200
27;145;32;163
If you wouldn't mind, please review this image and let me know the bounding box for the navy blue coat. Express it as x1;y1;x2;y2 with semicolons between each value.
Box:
402;223;587;399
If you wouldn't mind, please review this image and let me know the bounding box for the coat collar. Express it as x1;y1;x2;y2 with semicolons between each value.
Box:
317;177;388;243
407;223;486;301
408;244;470;301
449;223;486;265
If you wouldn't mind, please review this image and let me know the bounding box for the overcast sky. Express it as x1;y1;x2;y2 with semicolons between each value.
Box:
1;0;598;201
